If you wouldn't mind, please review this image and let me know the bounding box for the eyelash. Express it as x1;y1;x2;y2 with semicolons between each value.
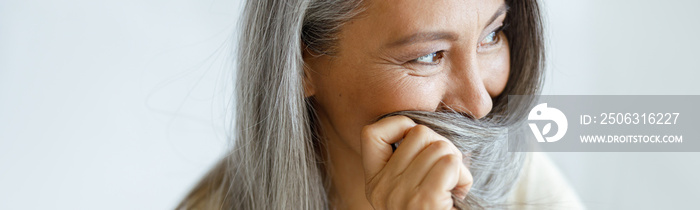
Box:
410;24;508;66
479;25;507;48
411;50;446;65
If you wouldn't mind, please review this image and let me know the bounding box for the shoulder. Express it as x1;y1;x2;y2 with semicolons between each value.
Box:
507;153;586;209
176;158;231;210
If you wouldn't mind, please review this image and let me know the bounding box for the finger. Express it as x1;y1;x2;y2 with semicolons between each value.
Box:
421;154;463;199
360;115;417;181
451;164;472;200
386;124;453;176
402;139;462;188
411;154;461;210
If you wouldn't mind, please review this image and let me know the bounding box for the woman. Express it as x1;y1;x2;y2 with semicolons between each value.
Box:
179;0;582;209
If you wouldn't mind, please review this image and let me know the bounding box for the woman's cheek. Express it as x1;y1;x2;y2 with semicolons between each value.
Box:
359;75;445;120
483;38;510;97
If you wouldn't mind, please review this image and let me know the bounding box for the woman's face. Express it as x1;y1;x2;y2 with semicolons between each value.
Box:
304;0;510;154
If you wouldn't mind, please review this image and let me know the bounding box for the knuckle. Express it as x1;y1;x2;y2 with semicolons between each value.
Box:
465;169;474;185
431;140;451;152
407;192;426;209
443;153;461;165
385;185;405;209
411;124;432;135
436;139;461;158
389;115;414;125
361;125;377;141
412;190;440;209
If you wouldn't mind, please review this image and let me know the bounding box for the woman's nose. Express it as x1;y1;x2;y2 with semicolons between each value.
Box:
437;56;493;120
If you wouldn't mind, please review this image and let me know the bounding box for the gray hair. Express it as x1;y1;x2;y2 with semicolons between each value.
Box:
380;110;529;209
177;0;544;209
227;0;361;209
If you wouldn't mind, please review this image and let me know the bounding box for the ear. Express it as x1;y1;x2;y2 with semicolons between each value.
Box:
302;64;316;98
301;45;316;98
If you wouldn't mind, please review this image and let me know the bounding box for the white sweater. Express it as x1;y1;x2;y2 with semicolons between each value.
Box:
507;153;585;209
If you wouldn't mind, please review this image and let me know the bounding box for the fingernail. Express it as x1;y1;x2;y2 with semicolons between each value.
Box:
452;189;468;200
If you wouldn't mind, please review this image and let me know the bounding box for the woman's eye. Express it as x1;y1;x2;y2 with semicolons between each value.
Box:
413;51;444;65
482;32;497;44
479;26;504;48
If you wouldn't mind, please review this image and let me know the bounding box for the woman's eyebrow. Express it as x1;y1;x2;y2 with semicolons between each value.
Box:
383;3;509;49
485;3;509;29
385;31;459;48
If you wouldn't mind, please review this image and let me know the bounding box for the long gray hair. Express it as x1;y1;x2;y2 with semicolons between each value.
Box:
177;0;544;209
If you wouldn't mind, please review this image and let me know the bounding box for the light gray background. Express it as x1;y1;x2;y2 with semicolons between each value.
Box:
1;0;698;209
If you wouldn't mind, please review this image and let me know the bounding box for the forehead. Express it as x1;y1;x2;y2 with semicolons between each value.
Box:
367;0;503;34
339;0;506;51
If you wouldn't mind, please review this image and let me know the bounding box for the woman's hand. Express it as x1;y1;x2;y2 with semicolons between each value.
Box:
360;115;473;210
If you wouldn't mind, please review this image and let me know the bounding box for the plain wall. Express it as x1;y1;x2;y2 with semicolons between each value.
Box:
1;0;698;209
542;0;700;209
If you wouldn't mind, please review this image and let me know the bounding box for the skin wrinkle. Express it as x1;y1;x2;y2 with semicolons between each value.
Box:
176;0;543;209
304;0;517;209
